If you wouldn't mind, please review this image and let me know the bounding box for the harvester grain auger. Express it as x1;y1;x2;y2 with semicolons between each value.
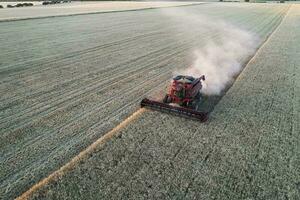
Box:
141;75;208;122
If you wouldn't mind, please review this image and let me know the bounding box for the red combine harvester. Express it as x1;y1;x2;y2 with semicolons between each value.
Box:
141;75;208;122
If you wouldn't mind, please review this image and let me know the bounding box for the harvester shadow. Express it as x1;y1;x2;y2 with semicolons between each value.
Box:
197;94;224;113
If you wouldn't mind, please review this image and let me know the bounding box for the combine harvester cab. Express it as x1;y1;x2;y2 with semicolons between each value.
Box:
141;75;208;122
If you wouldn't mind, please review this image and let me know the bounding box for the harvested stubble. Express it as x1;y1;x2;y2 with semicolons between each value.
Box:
24;4;300;200
0;3;292;200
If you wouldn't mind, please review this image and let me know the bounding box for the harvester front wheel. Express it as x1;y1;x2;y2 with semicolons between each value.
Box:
163;95;172;104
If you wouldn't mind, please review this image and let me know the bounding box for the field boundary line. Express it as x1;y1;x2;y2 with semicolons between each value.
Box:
16;108;146;200
0;3;207;23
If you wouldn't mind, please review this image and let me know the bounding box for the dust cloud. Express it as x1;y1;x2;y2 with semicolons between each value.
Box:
161;8;259;95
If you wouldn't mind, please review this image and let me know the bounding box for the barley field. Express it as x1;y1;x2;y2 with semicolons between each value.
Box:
0;2;298;200
28;4;300;200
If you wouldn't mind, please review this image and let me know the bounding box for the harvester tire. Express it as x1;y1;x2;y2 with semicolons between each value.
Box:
163;95;172;104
